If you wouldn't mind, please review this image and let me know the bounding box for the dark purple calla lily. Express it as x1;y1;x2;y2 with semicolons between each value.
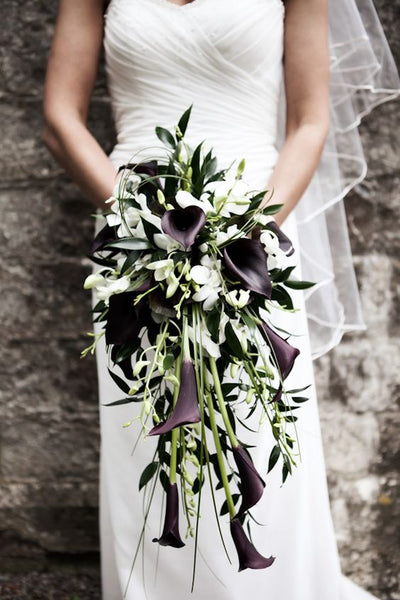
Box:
153;482;185;548
223;239;272;298
89;224;118;255
232;445;265;517
161;206;206;251
230;518;275;571
265;221;294;256
258;322;300;380
148;359;201;436
105;292;150;346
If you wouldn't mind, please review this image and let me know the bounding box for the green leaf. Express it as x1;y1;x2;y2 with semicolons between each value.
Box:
139;462;158;491
285;279;316;290
155;126;176;148
206;309;221;341
105;238;152;250
271;285;294;310
141;217;160;243
163;352;175;371
267;444;280;473
107;368;130;394
177;105;192;137
121;250;140;275
291;395;309;403
224;322;245;359
190;141;204;183
102;397;138;407
220;494;240;516
159;469;169;492
260;203;284;215
282;462;290;484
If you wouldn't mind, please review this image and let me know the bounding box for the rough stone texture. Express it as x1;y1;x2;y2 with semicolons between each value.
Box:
0;1;399;598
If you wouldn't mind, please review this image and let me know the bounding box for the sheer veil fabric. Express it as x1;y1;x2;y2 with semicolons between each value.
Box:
288;0;400;357
92;0;399;598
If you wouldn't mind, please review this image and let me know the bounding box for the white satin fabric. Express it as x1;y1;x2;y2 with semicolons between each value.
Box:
92;0;382;598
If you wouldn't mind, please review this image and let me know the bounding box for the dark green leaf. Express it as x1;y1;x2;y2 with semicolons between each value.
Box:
177;105;192;137
121;251;140;275
139;462;158;491
267;445;280;473
155;126;176;148
224;322;245;359
102;397;138;407
105;238;152;250
285;279;315;290
107;368;130;394
159;469;169;492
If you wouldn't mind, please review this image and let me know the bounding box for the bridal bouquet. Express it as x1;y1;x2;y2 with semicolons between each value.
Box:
82;106;312;581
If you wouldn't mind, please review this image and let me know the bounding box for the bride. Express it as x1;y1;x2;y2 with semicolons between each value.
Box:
42;0;399;599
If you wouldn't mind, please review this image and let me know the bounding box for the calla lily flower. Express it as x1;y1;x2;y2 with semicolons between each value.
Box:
148;359;201;435
230;518;275;571
105;290;150;346
232;445;265;517
223;239;272;298
161;206;206;251
153;482;185;548
258;322;300;380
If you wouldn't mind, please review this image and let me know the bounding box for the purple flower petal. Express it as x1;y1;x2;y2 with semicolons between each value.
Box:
223;239;272;298
258;322;300;380
265;221;294;256
161;206;206;251
230;518;275;571
232;446;265;517
148;359;201;436
153;482;185;548
105;293;150;346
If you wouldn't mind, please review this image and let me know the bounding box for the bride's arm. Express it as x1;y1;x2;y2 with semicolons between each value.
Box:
42;0;117;209
261;0;330;225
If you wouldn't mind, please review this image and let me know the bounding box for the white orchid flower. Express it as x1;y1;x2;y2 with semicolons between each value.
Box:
94;275;132;304
254;213;275;227
154;232;183;253
215;224;241;245
225;289;251;309
204;172;251;217
166;271;180;298
260;229;280;254
176;190;214;215
230;318;248;353
146;258;174;282
190;255;223;311
187;323;221;359
267;248;292;270
83;272;107;290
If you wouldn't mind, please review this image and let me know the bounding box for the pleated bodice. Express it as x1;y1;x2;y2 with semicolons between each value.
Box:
104;0;285;186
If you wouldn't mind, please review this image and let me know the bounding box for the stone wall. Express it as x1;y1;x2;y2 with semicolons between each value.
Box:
0;1;399;598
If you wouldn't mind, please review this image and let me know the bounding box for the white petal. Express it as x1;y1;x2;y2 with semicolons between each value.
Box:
190;265;210;285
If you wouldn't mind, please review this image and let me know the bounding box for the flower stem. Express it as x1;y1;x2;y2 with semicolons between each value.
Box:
208;357;238;449
205;369;235;519
169;352;182;485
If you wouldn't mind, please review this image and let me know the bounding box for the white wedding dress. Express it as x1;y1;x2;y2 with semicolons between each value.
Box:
92;0;379;598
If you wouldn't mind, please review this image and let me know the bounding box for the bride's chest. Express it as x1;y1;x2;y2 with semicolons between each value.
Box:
104;0;285;77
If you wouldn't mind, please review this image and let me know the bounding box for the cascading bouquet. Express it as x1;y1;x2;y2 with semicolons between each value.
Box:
82;106;312;582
